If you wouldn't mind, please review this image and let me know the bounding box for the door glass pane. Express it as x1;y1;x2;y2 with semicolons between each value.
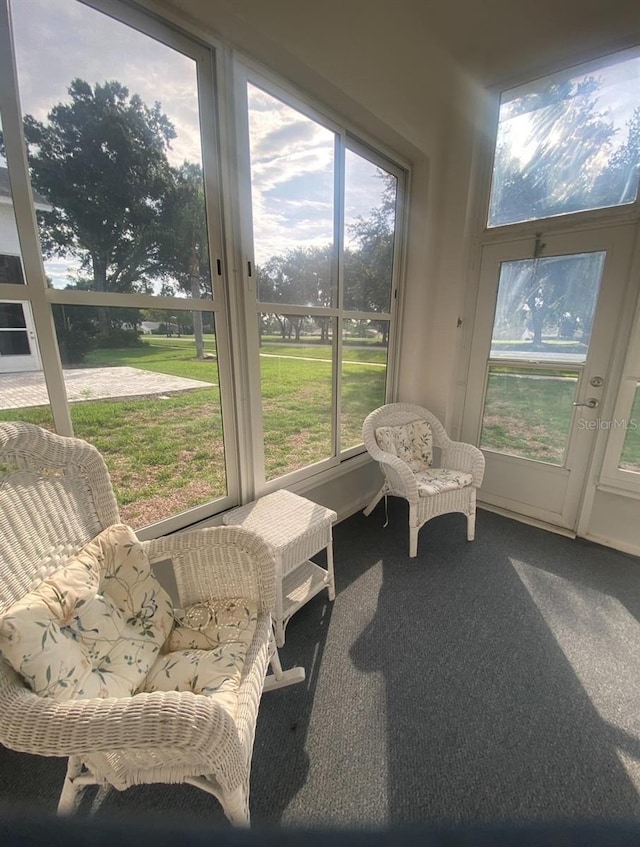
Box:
247;83;335;306
489;50;640;227
619;384;640;472
11;0;212;300
481;366;579;465
0;117;51;419
490;253;605;364
259;313;334;480
344;149;396;313
341;319;388;451
0;302;52;424
0;302;27;328
481;250;606;465
51;304;226;528
0;256;24;284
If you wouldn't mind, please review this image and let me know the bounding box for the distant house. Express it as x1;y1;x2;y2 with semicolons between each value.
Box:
0;167;50;373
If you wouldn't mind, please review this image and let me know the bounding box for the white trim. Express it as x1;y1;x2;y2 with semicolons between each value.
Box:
477;503;577;539
580;530;640;559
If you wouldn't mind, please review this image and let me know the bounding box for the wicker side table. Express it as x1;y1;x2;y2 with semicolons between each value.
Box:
223;489;336;647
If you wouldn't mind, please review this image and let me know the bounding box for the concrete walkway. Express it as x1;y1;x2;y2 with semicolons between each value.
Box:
0;366;214;410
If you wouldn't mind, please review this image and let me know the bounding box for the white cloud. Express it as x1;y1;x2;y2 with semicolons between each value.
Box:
11;0;201;166
7;1;392;275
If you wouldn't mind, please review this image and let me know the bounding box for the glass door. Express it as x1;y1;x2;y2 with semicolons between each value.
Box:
461;225;636;529
0;300;41;372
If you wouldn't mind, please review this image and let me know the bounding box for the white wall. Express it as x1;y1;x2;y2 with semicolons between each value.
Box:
0;202;20;254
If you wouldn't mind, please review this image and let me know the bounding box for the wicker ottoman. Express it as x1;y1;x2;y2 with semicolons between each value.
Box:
223;489;336;647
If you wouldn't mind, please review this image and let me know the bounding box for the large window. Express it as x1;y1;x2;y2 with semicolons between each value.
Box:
3;0;228;532
244;78;401;486
0;0;406;533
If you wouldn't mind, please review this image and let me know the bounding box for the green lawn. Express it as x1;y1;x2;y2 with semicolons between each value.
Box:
6;340;638;525
482;370;640;471
481;370;578;464
620;386;640;472
2;336;387;526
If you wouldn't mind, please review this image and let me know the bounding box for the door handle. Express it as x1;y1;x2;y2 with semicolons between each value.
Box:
573;398;599;409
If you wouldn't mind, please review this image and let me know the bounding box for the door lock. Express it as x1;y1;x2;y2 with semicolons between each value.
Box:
573;398;599;409
590;376;604;388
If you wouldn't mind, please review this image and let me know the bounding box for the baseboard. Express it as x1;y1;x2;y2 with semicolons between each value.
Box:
579;531;640;559
478;503;577;539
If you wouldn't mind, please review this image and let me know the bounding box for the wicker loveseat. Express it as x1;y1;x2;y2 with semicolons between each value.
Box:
0;421;296;825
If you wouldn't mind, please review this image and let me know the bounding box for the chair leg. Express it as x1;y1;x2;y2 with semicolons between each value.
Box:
409;525;418;558
363;486;385;517
467;509;476;541
219;782;251;827
263;632;305;691
273;617;286;648
188;776;251;827
57;756;86;815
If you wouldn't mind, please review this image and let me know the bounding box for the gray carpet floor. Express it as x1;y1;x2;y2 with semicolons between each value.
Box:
2;502;640;831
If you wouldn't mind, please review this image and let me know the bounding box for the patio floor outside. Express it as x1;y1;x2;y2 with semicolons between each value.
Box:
0;366;213;410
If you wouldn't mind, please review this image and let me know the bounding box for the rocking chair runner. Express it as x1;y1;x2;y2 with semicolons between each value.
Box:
0;421;301;826
362;403;485;557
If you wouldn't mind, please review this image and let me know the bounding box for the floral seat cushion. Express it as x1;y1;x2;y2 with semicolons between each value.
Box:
375;419;433;471
0;524;174;701
414;467;473;496
142;598;259;718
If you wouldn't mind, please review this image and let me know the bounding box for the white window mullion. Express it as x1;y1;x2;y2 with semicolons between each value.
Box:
229;60;266;500
334;132;346;457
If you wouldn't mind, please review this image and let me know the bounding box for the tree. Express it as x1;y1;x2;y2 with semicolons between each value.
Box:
493;253;602;349
490;77;615;226
23;79;176;332
157;162;211;358
345;171;396;344
256;245;332;342
594;106;640;206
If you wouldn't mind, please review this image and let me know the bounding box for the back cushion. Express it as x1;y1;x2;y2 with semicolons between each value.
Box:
375;419;433;471
0;524;173;701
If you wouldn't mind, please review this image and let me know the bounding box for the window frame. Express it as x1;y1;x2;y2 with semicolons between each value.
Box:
233;63;407;495
598;279;640;495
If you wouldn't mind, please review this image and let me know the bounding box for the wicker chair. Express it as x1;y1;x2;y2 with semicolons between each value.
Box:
362;403;485;557
0;421;302;826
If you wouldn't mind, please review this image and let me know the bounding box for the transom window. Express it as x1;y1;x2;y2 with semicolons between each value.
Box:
488;49;640;228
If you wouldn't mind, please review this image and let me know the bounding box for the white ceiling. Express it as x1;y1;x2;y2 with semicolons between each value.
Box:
167;0;640;90
417;0;640;86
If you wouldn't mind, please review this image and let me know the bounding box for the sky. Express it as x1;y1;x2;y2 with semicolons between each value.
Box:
7;0;390;286
499;52;640;167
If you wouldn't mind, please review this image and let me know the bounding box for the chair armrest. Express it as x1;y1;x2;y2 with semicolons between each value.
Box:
0;664;238;759
143;525;276;613
376;453;419;502
441;441;485;486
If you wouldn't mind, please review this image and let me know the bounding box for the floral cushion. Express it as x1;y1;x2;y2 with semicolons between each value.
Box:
0;524;174;701
375;419;433;471
143;598;259;717
414;467;473;496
